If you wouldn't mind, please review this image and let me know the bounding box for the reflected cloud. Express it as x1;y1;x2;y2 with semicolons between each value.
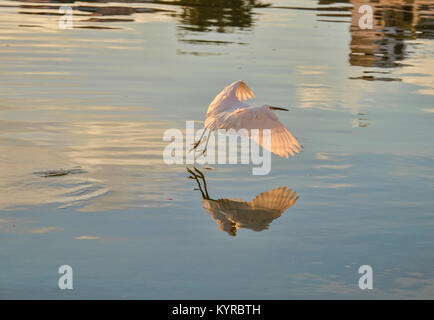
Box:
296;83;336;111
297;66;327;75
188;167;299;236
75;235;100;240
29;226;62;234
315;153;335;161
0;218;63;234
74;235;129;243
313;164;352;169
312;183;355;188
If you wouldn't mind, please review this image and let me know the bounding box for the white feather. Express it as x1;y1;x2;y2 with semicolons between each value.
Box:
203;81;301;158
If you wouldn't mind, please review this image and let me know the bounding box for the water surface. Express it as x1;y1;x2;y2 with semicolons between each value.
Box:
0;0;433;299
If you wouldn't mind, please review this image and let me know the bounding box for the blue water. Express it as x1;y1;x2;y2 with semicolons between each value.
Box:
0;0;433;299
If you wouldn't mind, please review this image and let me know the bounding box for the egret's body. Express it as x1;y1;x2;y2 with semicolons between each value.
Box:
196;80;301;158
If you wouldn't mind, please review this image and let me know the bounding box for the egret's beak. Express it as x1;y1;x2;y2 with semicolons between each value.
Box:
269;106;289;111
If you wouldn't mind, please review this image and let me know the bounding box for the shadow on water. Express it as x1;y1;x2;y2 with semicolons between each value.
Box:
187;167;299;236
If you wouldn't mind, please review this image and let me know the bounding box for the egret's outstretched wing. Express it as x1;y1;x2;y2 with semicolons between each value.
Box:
214;105;301;158
206;80;255;117
251;187;299;212
214;80;255;102
233;80;255;102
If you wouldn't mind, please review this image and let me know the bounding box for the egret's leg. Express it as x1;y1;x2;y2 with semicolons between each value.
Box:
194;167;210;199
199;132;211;156
187;167;206;199
191;128;207;151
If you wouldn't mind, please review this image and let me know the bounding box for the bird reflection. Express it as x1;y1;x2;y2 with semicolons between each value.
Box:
187;167;299;236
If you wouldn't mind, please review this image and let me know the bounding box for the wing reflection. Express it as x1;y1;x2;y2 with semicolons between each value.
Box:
188;167;299;236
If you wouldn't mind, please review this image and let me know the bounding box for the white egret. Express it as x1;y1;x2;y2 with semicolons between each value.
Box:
194;80;302;158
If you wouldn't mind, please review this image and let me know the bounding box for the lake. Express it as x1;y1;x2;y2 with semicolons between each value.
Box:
0;0;433;299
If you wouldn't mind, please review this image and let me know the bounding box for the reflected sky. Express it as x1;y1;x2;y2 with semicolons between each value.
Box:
0;0;433;299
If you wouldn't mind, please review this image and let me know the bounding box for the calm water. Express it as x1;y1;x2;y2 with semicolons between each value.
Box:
0;0;433;299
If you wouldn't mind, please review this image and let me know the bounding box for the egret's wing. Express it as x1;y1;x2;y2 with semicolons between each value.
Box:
233;80;255;102
250;187;299;212
213;80;255;102
216;105;302;158
206;81;255;118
